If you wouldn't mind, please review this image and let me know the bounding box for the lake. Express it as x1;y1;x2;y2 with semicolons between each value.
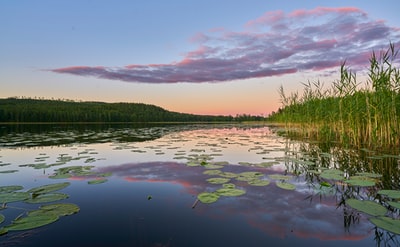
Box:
0;123;399;247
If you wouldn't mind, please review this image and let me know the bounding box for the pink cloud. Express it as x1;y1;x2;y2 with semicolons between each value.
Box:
50;7;400;83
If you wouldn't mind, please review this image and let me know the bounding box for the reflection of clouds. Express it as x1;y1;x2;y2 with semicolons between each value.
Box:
98;161;372;242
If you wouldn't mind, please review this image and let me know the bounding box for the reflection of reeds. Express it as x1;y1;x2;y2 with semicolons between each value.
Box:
270;44;400;149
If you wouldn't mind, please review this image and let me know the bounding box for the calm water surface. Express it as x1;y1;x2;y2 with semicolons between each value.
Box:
0;124;398;247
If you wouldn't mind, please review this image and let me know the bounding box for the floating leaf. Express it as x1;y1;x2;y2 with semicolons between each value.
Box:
346;199;387;216
5;213;59;231
0;192;30;203
370;217;400;235
197;192;219;204
345;179;375;187
0;170;19;174
276;182;296;190
388;201;400;209
219;172;238;178
33;203;80;216
25;193;69;204
28;182;70;195
320;169;344;181
0;185;24;193
0;214;4;224
216;188;246;197
248;179;270;186
0;227;7;236
203;164;224;169
207;177;231;184
203;170;222;176
377;190;400;199
355;172;382;178
88;178;108;185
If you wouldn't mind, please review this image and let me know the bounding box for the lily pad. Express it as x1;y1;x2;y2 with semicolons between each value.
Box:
207;177;231;184
276;182;296;190
388;201;400;209
203;170;222;176
25;193;69;204
219;172;238;178
0;214;4;224
33;203;80;216
88;178;108;185
5;213;59;231
216;188;246;197
345;179;375;187
197;192;219;204
0;185;24;193
0;227;7;236
378;190;400;199
346;198;387;216
370;217;400;235
0;192;30;203
28;182;70;195
356;172;382;178
320;169;344;181
0;170;19;174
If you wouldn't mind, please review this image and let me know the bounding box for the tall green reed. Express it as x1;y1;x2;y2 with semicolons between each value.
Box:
269;44;400;150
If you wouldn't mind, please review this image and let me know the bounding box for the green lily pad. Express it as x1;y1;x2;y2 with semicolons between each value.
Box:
0;170;19;174
370;217;400;235
320;169;344;180
356;172;382;178
203;164;224;169
346;198;387;216
248;179;270;186
31;203;80;216
276;182;296;190
207;177;231;184
25;193;69;204
0;214;4;224
88;178;108;185
378;190;400;199
5;213;59;231
388;201;400;209
0;227;7;235
215;188;246;197
197;192;219;204
0;192;30;203
219;172;238;178
0;185;24;193
28;182;70;195
203;170;222;176
345;179;376;187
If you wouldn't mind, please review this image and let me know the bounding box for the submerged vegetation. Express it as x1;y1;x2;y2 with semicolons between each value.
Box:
268;44;400;150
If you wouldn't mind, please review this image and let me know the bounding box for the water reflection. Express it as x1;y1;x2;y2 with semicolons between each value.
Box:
0;124;398;246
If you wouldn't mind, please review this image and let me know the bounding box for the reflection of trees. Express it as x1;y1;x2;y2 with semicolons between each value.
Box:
283;140;400;245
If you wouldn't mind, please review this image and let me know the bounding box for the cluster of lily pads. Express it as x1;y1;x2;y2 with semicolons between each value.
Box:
0;182;79;236
346;189;400;235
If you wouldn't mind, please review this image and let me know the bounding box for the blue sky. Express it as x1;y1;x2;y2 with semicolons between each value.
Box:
1;1;400;115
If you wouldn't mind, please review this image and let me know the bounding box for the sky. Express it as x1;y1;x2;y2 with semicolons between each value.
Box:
1;1;400;116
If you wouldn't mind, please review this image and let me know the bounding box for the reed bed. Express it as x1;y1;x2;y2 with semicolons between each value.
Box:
269;44;400;150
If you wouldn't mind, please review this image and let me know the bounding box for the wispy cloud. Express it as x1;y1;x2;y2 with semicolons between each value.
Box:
50;7;400;83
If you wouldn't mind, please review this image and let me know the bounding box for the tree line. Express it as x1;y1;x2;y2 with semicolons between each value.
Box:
0;98;263;123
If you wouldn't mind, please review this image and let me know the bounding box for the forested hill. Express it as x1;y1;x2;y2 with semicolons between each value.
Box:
0;98;252;123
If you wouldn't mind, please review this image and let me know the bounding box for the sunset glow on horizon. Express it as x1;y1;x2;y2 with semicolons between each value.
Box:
1;1;400;116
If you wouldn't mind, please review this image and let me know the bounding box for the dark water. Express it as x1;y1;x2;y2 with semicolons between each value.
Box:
0;124;398;247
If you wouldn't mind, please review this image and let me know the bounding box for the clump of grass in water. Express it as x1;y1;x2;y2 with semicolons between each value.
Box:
269;43;400;149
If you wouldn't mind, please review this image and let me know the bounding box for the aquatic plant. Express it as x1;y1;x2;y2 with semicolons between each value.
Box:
269;43;400;149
